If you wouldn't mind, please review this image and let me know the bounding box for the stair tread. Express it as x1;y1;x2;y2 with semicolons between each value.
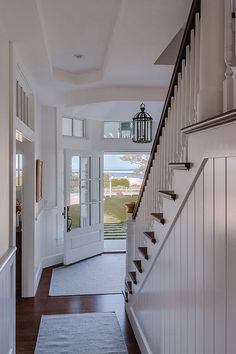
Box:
138;246;149;260
144;231;156;244
168;162;192;170
151;213;165;225
133;260;142;273
159;190;177;201
129;271;137;285
125;280;132;294
122;290;128;303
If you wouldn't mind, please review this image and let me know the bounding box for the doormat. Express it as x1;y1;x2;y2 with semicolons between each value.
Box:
49;254;125;296
35;312;128;353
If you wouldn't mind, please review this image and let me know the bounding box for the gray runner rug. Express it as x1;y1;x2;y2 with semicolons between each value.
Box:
34;312;128;354
49;254;125;296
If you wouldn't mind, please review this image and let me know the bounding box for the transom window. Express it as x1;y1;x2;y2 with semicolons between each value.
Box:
16;81;30;127
62;117;85;138
104;121;132;139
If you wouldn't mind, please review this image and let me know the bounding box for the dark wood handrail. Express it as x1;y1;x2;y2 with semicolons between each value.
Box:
133;0;201;219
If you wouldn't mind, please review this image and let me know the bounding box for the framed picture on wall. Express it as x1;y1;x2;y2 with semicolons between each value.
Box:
36;159;43;202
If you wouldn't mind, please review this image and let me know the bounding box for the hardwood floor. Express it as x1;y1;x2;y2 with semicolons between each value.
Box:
16;265;141;354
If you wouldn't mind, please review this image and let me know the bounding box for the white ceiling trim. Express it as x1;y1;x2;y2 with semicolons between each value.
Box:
53;67;103;86
62;86;167;107
35;0;53;78
102;0;125;73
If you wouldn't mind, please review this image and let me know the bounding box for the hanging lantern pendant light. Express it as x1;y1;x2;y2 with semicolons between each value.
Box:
132;103;152;143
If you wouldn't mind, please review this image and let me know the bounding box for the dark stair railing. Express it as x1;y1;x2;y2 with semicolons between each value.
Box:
133;0;201;219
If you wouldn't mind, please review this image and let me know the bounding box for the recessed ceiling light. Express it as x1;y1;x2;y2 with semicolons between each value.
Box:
74;54;84;59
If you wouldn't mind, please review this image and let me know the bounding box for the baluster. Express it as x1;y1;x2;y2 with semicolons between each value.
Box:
152;153;157;211
166;108;171;188
147;167;152;226
194;13;200;122
168;104;174;189
159;136;163;194
162;119;168;190
169;97;174;167
154;150;158;211
176;73;182;161
165;117;169;189
183;46;190;161
180;59;186;161
162;124;167;190
152;154;157;212
184;46;190;128
156;146;161;209
224;0;234;111
173;86;178;162
189;29;195;125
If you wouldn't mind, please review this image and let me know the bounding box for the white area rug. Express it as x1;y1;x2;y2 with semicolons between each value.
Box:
34;312;128;354
49;254;125;296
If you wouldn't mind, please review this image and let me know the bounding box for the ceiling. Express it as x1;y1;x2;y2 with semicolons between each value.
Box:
0;0;192;120
63;101;164;121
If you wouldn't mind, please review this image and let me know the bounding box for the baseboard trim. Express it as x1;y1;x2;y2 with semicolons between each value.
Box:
126;304;153;354
34;261;43;294
42;253;64;269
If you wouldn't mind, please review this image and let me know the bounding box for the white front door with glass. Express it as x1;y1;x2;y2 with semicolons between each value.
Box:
64;150;104;265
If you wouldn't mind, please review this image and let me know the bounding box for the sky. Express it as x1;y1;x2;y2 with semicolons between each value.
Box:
71;154;149;172
104;154;147;170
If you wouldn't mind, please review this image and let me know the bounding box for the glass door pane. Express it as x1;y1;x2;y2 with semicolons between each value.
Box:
91;180;100;203
70;156;80;229
91;157;100;179
81;157;90;179
81;203;90;228
91;202;100;225
68;154;101;230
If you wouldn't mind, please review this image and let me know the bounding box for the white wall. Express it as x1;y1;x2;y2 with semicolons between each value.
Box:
41;106;64;267
13;48;45;295
39;112;154;270
63;119;157;152
0;27;10;259
0;26;16;354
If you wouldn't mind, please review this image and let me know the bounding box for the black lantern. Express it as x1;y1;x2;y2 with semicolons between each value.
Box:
132;103;152;143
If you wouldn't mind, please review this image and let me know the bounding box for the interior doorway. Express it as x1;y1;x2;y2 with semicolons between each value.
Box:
16;138;23;297
103;153;149;252
15;132;35;298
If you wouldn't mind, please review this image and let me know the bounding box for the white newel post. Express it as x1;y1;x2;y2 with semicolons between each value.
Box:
197;0;226;121
125;203;136;280
223;0;235;111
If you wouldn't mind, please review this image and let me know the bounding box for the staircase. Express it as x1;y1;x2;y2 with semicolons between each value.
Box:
124;0;236;353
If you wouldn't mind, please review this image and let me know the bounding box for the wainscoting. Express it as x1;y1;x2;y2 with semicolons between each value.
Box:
0;247;16;354
129;157;236;353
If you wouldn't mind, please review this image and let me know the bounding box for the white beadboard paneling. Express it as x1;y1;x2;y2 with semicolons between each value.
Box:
187;189;195;354
0;248;16;354
175;218;181;354
214;158;226;354
226;157;236;354
195;172;204;354
128;157;236;354
203;159;214;354
180;205;188;354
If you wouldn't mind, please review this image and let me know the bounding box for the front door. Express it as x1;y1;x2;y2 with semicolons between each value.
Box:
64;150;104;265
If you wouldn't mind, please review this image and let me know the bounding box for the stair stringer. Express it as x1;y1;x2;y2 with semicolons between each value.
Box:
127;158;207;297
126;158;208;353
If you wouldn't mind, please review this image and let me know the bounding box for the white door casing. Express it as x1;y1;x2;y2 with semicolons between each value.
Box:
64;150;104;265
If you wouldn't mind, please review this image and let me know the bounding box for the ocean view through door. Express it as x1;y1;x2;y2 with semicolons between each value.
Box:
104;154;149;251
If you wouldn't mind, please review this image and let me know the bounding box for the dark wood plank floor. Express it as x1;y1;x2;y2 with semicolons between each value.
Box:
16;264;141;354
